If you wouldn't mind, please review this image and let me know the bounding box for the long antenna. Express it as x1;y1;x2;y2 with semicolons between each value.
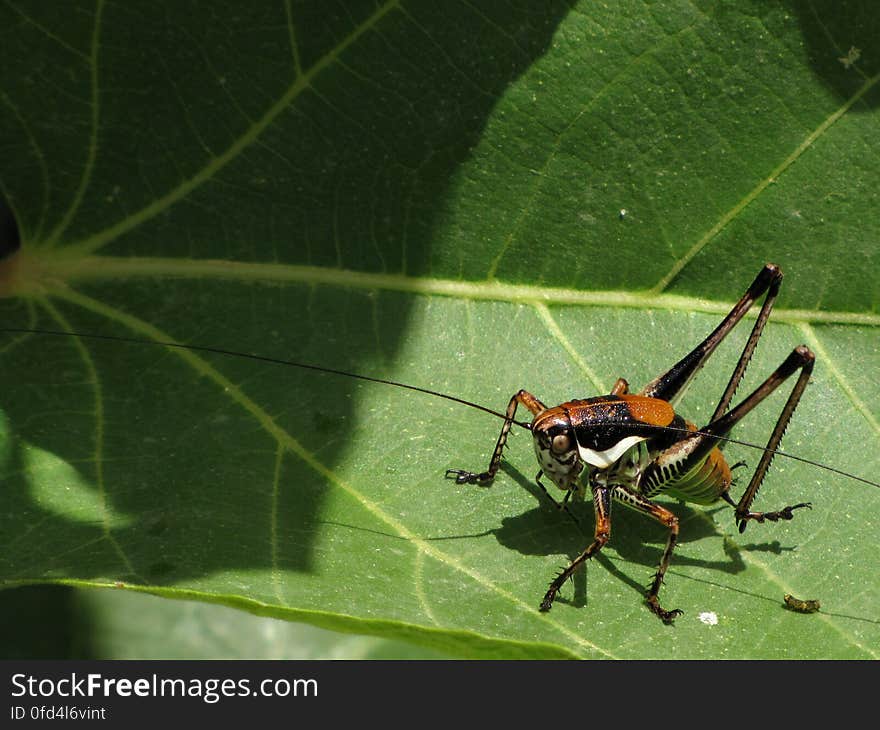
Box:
3;327;879;489
0;327;532;429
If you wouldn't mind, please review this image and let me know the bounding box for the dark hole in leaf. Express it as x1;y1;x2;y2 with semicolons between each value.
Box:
0;195;19;260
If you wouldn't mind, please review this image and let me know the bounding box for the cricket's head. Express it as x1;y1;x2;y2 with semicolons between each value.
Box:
532;408;582;491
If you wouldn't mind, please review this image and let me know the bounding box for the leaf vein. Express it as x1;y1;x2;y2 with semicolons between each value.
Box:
487;12;707;279
532;301;606;392
64;0;402;256
39;295;141;580
50;285;615;658
651;69;880;293
797;321;880;439
42;0;104;249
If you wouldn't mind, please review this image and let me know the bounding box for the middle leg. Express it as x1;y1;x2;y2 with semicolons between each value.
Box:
611;485;683;623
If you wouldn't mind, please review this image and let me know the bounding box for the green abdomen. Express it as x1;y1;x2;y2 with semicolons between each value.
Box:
657;447;732;505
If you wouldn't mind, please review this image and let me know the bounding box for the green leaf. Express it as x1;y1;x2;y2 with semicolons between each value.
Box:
1;0;879;659
0;585;447;659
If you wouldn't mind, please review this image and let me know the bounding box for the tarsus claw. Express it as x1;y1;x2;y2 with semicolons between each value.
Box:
445;468;481;485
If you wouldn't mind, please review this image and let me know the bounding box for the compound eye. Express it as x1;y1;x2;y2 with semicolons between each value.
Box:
551;433;571;454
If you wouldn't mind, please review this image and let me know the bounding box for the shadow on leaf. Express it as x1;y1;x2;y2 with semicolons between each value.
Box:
0;3;576;600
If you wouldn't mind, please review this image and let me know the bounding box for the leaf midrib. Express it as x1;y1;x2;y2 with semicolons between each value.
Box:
19;253;880;326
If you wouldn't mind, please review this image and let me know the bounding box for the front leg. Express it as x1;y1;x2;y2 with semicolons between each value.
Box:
540;485;611;611
446;389;546;485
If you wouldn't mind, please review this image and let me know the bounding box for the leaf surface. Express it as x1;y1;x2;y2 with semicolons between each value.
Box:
1;0;878;659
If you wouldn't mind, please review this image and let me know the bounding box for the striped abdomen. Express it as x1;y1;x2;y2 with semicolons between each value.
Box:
643;446;732;505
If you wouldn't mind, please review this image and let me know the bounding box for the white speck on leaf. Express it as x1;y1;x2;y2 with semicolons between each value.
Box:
699;611;718;626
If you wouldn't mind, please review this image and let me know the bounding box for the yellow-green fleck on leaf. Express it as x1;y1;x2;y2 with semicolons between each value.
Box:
0;1;878;659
